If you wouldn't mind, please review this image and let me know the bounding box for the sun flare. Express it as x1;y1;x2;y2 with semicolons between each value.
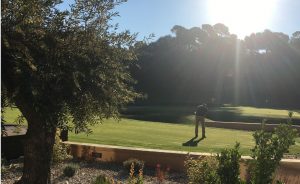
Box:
206;0;278;38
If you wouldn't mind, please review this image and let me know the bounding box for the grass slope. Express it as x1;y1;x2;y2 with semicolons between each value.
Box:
69;118;300;155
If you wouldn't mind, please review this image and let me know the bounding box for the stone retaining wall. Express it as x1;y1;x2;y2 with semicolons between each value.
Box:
65;142;300;183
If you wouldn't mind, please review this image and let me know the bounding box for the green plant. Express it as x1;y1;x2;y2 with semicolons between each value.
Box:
127;162;144;184
250;115;298;184
184;155;220;184
93;174;112;184
123;158;144;175
137;166;144;184
52;129;72;163
63;163;79;177
275;180;286;184
217;142;242;184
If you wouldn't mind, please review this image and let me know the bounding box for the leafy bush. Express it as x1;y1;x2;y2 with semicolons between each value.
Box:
217;142;241;184
123;158;144;175
93;174;112;184
185;144;243;184
52;129;72;163
184;114;298;184
250;116;298;184
184;155;220;184
63;163;79;177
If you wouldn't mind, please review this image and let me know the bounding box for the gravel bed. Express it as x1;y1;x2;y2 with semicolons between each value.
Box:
1;158;188;184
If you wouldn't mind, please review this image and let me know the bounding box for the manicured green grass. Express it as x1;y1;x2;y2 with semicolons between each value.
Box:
69;118;300;155
2;107;26;124
3;106;300;155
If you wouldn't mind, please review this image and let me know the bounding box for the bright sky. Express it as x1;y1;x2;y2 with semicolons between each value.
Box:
60;0;300;41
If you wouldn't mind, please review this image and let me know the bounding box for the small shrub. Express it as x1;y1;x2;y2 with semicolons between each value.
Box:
137;166;144;184
52;129;72;163
123;158;144;175
63;163;79;177
127;162;144;184
185;155;220;184
93;174;112;184
217;142;242;184
250;116;298;184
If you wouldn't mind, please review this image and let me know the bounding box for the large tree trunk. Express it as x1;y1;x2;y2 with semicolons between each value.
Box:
15;103;57;184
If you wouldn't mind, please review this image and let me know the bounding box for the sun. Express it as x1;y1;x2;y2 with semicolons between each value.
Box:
206;0;278;38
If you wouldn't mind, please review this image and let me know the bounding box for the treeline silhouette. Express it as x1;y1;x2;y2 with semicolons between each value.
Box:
131;24;300;108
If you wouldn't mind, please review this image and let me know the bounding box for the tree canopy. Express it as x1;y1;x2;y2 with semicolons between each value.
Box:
2;0;141;132
133;24;300;108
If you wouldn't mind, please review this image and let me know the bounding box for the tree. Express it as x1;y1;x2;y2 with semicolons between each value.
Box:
291;31;300;51
1;0;141;183
213;23;229;37
133;24;300;107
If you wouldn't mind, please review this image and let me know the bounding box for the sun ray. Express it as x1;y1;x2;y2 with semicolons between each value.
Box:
206;0;278;38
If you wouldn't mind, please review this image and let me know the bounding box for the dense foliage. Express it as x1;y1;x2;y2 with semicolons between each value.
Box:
185;156;220;184
250;116;298;184
217;143;242;184
133;24;300;108
2;0;141;133
63;163;79;177
185;118;297;184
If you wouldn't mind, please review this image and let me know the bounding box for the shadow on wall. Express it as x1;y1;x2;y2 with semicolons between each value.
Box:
1;124;26;160
66;142;300;183
1;135;25;160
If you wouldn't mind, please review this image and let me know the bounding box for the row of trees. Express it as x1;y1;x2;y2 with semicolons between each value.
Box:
133;24;300;108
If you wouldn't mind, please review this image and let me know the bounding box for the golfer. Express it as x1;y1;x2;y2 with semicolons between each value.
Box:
195;104;208;138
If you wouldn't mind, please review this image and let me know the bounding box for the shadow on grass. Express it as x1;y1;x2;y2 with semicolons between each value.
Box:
121;106;194;124
121;106;300;125
121;114;192;124
207;107;243;122
182;137;205;147
121;106;245;124
208;109;300;125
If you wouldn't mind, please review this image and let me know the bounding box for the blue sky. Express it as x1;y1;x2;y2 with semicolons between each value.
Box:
61;0;300;41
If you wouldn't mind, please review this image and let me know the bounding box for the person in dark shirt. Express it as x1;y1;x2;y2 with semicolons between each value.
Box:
195;104;208;138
